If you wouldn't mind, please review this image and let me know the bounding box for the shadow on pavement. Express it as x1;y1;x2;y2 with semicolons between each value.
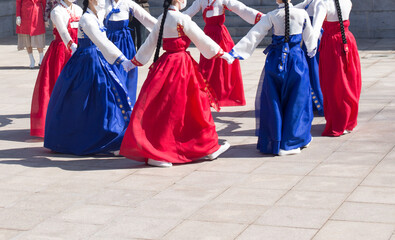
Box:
0;66;38;70
0;129;34;142
0;146;146;171
0;114;30;128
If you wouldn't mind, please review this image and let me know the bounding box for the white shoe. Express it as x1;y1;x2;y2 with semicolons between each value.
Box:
278;148;301;156
29;60;35;69
207;141;230;160
147;158;172;167
302;137;313;149
343;130;352;135
110;150;120;156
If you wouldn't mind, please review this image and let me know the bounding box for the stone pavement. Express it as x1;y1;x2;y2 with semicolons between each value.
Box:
0;35;394;240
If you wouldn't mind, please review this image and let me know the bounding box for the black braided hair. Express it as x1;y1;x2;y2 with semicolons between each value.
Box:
283;0;290;43
153;0;172;62
334;0;347;44
82;0;89;13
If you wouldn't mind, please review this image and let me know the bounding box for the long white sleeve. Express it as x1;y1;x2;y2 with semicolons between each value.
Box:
132;17;160;66
233;15;271;59
183;0;202;17
127;0;157;32
51;8;73;46
301;11;316;53
312;0;327;40
295;0;309;9
182;15;222;59
80;14;124;64
224;0;263;24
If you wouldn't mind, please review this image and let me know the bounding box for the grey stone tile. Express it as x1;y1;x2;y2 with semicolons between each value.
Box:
13;220;100;240
86;189;156;207
336;140;394;153
215;187;286;206
362;171;395;188
255;206;333;229
237;225;317;240
11;191;86;213
133;163;199;177
332;202;395;224
323;151;385;165
253;161;318;176
277;191;348;210
309;163;373;178
0;208;54;230
163;220;247;240
125;198;205;219
153;184;223;202
175;171;248;190
313;220;394;240
198;158;264;173
0;229;21;240
236;174;303;190
0;190;30;208
110;174;181;191
293;176;361;193
54;204;126;225
348;186;395;205
93;216;180;239
189;202;267;224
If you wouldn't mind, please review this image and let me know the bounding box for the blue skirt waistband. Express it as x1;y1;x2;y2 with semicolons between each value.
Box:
106;20;130;32
78;38;96;48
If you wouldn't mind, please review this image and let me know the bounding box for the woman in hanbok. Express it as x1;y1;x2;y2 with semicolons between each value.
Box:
104;0;157;107
120;0;233;167
314;0;361;136
230;0;316;156
30;0;82;138
16;0;47;68
44;0;135;155
183;0;263;107
295;0;324;116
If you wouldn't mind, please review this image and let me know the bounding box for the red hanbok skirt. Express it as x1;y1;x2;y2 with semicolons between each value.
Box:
30;25;78;137
319;20;361;136
200;14;246;107
120;37;220;163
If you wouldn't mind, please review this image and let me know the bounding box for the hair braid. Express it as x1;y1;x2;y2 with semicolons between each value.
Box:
82;0;89;13
283;0;290;43
154;0;172;62
334;0;347;44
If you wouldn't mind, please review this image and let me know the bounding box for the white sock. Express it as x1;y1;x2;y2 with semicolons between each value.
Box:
39;52;44;65
29;53;35;68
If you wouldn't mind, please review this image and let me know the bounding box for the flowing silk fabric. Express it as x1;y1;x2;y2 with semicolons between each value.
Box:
120;37;221;163
16;0;46;36
106;20;138;107
199;11;246;107
256;34;313;154
30;18;78;137
319;20;361;136
302;16;324;116
44;38;131;155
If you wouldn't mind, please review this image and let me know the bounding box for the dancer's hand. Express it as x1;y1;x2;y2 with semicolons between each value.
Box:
70;43;78;55
45;21;50;28
221;52;235;64
122;60;136;72
16;17;21;26
308;48;317;58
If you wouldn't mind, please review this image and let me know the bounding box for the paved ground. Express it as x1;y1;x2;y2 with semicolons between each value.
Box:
0;35;394;240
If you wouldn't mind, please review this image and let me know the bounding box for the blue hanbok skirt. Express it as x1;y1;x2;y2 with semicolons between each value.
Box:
256;34;313;154
44;38;132;155
106;20;138;107
302;16;324;116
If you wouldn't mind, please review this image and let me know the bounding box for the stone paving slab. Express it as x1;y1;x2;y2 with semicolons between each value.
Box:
0;36;394;239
